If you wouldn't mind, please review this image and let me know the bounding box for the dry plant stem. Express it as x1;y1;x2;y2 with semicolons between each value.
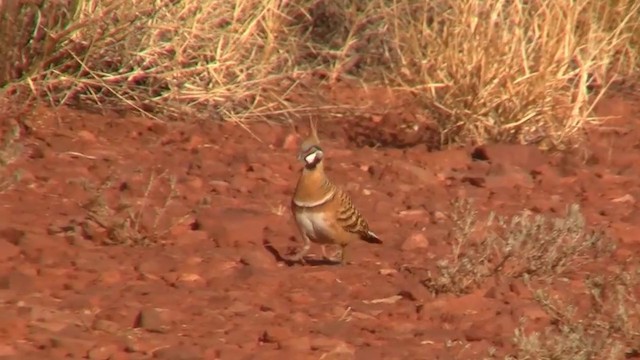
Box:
1;0;639;148
80;170;184;246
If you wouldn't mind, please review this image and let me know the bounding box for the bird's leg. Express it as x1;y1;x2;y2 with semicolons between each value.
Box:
289;233;311;264
338;244;347;265
321;245;329;260
324;245;346;265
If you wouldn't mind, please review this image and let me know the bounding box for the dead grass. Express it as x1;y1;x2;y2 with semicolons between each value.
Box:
1;0;640;147
421;198;613;295
0;122;24;194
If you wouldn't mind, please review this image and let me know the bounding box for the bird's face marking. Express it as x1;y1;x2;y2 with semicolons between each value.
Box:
299;144;324;168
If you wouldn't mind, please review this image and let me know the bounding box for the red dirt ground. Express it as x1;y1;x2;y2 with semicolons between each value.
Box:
0;82;639;360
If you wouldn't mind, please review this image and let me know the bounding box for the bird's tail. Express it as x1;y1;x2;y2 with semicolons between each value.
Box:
361;230;383;244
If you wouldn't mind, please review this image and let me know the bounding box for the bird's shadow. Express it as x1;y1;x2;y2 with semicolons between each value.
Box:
262;239;339;267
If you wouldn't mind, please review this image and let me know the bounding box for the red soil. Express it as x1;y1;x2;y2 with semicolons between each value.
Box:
0;82;639;359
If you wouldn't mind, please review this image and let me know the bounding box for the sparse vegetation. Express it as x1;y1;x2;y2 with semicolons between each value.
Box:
421;198;612;295
1;0;640;148
58;170;189;246
421;197;638;360
0;122;24;193
508;268;640;359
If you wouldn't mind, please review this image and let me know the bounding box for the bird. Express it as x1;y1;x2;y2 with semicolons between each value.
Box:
289;118;382;265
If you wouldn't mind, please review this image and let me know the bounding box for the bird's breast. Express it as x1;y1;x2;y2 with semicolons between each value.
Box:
294;208;335;244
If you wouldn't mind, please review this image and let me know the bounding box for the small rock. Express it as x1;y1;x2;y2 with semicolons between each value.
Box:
400;232;429;251
287;291;314;305
123;336;149;353
462;315;508;342
260;326;294;344
134;307;171;333
516;304;550;323
87;344;118;360
187;135;204;150
279;336;311;351
176;273;206;287
281;133;300;151
92;319;120;334
310;336;344;351
97;270;121;285
50;335;97;354
0;239;19;261
315;340;355;360
240;249;278;270
397;209;429;219
77;130;97;142
433;211;447;223
136;255;176;277
152;345;203;360
0;271;35;293
301;270;337;284
378;268;397;276
0;343;17;356
196;208;267;246
28;306;70;333
209;180;231;195
203;260;239;280
0;310;26;338
612;194;635;204
0;227;26;245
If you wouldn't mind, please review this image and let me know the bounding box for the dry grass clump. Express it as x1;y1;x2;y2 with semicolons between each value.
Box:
421;198;613;295
1;0;640;147
382;0;640;148
0;122;24;194
0;0;314;121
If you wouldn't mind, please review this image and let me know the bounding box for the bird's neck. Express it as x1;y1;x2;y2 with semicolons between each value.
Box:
294;161;334;208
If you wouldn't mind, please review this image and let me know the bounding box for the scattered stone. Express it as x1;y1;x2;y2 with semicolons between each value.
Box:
263;325;296;344
239;249;278;270
463;315;508;343
152;345;203;360
378;268;397;276
97;270;122;285
282;133;300;150
0;227;26;246
400;232;429;251
133;307;171;333
612;194;635;204
0;343;17;357
461;176;486;188
135;255;176;278
77;130;98;142
279;336;311;352
0;239;19;261
28;306;71;333
123;336;153;353
362;295;403;304
0;271;36;293
92;319;121;334
315;340;356;360
287;291;314;305
397;209;429;219
175;273;206;288
433;211;447;223
50;334;97;355
87;344;118;360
